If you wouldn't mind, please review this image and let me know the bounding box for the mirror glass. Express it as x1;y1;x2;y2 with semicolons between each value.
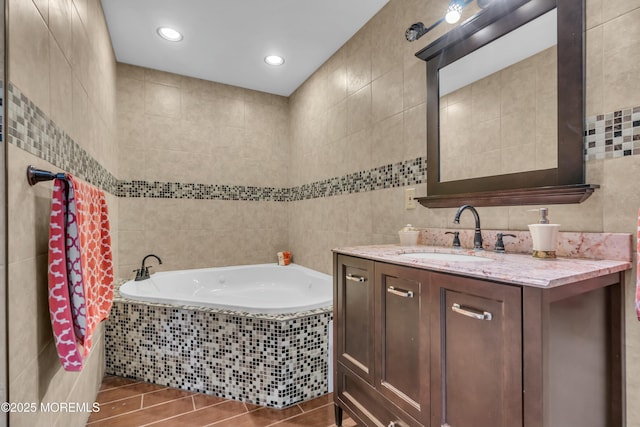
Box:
439;9;557;182
416;0;589;207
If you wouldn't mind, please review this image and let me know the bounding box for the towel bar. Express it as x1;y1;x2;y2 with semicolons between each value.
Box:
26;165;68;186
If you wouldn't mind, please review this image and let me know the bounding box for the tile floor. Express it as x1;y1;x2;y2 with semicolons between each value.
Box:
87;376;358;427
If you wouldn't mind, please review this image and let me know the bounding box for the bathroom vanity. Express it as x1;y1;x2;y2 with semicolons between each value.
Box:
332;242;630;427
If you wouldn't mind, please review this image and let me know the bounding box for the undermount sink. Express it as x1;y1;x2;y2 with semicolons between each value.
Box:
398;252;494;262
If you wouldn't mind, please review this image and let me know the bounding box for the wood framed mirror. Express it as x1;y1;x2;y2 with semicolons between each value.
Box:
415;0;597;208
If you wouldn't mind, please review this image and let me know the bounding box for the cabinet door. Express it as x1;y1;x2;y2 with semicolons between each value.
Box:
376;263;429;425
430;272;522;427
335;254;375;384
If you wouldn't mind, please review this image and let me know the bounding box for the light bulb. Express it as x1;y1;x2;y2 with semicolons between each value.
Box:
157;27;183;42
445;3;462;24
264;55;285;66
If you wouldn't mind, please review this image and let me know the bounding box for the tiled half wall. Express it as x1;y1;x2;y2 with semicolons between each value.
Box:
105;300;332;408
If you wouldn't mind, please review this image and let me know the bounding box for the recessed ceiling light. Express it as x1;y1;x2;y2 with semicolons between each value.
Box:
157;27;183;42
264;55;285;66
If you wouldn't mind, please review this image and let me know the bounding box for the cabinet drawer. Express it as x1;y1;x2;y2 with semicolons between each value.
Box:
337;364;423;427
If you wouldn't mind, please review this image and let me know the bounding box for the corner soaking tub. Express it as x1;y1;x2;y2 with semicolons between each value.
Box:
107;263;333;408
119;263;332;314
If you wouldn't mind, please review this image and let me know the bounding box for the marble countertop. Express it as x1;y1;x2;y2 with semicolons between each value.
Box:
333;244;632;288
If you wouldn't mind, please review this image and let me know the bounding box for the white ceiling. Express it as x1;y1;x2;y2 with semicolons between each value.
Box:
101;0;390;97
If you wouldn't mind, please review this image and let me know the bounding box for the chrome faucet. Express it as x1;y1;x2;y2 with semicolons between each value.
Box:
453;205;483;250
134;254;163;281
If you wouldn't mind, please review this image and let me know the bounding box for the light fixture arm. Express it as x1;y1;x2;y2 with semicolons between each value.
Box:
405;0;489;42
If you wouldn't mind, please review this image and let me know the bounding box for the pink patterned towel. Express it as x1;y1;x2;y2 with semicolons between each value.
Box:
48;175;114;371
48;178;84;371
637;208;640;320
72;177;114;356
66;183;86;342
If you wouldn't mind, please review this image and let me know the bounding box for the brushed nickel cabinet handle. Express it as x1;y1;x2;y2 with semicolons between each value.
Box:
451;303;492;320
387;286;414;298
346;273;366;283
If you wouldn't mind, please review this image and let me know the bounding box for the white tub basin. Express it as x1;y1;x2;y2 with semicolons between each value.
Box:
399;252;494;262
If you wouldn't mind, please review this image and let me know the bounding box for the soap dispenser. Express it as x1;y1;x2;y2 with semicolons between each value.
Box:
528;208;560;258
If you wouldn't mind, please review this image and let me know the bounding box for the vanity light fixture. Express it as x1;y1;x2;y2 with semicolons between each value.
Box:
406;0;481;42
445;1;464;24
405;22;430;42
264;55;285;66
157;26;183;42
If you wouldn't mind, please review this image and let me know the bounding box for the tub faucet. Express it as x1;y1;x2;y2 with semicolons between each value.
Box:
453;205;483;250
134;254;163;281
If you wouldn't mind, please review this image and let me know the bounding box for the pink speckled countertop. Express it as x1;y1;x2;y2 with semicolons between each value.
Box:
334;238;632;288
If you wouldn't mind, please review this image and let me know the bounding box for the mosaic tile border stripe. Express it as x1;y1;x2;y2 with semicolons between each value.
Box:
12;82;638;201
584;107;640;160
105;300;331;408
117;180;290;202
7;84;119;194
116;157;427;201
289;157;426;201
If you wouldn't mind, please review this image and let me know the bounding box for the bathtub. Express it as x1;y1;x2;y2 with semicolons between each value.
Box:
107;263;333;408
119;263;332;314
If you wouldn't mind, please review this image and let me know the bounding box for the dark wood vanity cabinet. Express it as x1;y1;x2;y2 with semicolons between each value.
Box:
334;254;624;427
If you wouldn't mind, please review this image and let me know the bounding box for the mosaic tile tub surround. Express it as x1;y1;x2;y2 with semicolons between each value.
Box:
105;299;332;408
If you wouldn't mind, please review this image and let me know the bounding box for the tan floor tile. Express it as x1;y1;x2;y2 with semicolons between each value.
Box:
244;402;264;412
193;394;228;410
87;396;142;423
208;405;303;427
298;393;334;412
99;375;141;391
146;400;248;427
90;375;345;427
143;388;197;408
88;396;194;427
97;382;168;404
269;404;335;427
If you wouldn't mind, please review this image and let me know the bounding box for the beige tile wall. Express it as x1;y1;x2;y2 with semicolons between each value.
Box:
7;0;117;425
116;65;290;276
288;1;640;424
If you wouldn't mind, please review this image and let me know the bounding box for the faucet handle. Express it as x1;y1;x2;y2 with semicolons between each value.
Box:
494;233;517;253
133;266;153;281
445;231;461;247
